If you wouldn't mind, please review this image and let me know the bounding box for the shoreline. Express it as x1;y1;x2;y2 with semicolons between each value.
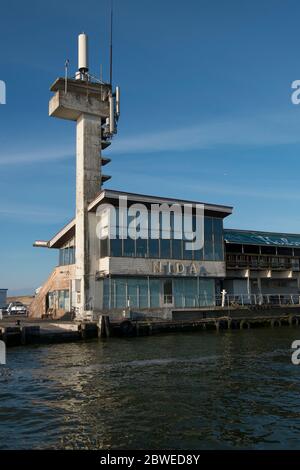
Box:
1;306;300;347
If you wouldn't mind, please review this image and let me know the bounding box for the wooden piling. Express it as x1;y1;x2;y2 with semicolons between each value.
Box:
80;322;98;339
289;315;299;327
2;327;21;346
21;326;40;345
98;315;110;338
240;320;250;330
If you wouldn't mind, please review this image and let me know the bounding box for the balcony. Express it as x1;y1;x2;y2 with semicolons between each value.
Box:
226;254;300;271
216;293;300;307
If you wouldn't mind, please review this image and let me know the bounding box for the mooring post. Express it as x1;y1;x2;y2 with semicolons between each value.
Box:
2;327;21;346
80;322;98;339
98;316;104;338
21;326;40;345
98;315;110;338
240;320;250;330
104;315;110;337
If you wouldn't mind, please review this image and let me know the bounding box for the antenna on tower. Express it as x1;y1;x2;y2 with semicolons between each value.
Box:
109;0;113;86
64;59;69;94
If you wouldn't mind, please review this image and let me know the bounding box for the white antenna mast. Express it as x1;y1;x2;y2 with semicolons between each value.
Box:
64;59;69;94
109;1;113;86
77;32;89;80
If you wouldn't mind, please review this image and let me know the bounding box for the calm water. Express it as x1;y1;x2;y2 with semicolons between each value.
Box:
1;328;300;450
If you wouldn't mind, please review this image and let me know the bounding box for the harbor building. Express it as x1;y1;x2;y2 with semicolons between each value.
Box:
224;229;300;305
31;190;232;318
31;218;300;319
29;33;300;320
0;289;7;309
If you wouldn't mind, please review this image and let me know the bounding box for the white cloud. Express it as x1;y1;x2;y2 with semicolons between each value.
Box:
2;110;300;167
0;203;70;223
111;111;300;154
111;170;300;202
0;145;73;166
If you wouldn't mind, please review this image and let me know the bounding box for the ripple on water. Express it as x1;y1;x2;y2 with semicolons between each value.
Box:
0;328;300;449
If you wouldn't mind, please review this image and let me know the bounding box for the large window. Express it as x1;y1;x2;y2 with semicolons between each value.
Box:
100;208;224;262
103;277;215;309
149;239;159;258
150;279;160;307
110;239;122;257
213;218;224;261
59;245;75;265
136;238;148;258
48;290;70;311
123;238;135;257
204;217;214;260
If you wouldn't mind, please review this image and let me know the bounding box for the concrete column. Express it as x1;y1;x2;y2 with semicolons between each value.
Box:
246;271;251;303
257;276;262;304
49;78;112;318
75;114;102;314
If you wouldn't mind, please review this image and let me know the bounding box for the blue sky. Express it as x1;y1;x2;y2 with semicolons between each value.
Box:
1;0;300;294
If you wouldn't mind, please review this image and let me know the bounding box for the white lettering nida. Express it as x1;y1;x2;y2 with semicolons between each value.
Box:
152;261;162;274
152;262;200;276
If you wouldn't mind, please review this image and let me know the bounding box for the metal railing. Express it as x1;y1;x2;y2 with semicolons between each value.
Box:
226;254;300;271
215;293;300;307
103;293;300;309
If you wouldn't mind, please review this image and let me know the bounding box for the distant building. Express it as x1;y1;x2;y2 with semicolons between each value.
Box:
0;289;7;309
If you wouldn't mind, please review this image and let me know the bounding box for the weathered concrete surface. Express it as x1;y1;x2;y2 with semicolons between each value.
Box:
172;305;300;321
99;257;226;278
0;319;83;346
49;78;112;319
29;265;75;319
75;114;103;315
49;89;109;121
1;310;300;346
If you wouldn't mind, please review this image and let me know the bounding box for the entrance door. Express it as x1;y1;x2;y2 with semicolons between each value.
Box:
163;279;173;306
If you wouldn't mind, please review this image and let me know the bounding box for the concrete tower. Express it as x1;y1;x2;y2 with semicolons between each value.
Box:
49;33;119;318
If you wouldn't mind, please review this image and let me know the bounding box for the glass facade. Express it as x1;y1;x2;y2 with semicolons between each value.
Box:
103;277;215;309
59;246;75;265
100;208;224;262
224;229;300;247
48;290;70;311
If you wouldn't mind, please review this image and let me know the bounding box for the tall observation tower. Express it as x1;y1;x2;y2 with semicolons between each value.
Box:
49;33;120;318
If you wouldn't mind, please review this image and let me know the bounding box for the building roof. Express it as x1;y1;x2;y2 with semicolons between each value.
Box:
224;229;300;248
48;219;75;248
88;189;233;218
33;219;75;249
34;189;233;249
